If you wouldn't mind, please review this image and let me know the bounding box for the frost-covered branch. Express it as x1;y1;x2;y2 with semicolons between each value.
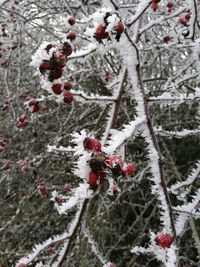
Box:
155;128;200;139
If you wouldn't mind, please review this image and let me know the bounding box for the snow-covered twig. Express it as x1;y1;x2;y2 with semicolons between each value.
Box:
155;128;200;139
169;161;200;195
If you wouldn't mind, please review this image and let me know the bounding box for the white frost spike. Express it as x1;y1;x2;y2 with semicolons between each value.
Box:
175;188;200;236
51;184;92;214
169;161;200;195
104;116;145;154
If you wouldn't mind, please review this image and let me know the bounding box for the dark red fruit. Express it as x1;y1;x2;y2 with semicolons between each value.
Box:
40;105;47;111
64;81;72;90
88;171;98;187
106;155;123;168
84;138;102;152
166;2;174;9
52;83;62;95
97;171;106;184
155;233;174;248
17;120;28;128
124;163;136;176
62;42;73;57
32;104;40;113
39;61;52;74
28;99;37;106
116;21;124;34
37;185;47;195
163;35;171;43
63;91;73;103
19;114;27;123
96;24;109;39
68;16;76;26
104;71;109;82
50;68;63;80
67;31;76;41
185;13;191;21
47;247;55;254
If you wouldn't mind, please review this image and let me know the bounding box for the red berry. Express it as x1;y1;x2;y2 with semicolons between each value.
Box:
88;171;98;187
84;138;102;152
67;31;76;41
50;68;63;80
19;114;27;123
106;155;123;168
62;42;73;57
96;24;109;39
32;104;40;113
17;120;28;128
177;17;188;27
40;105;47;111
166;2;174;9
63;91;73;103
64;81;72;90
52;83;62;95
104;71;109;82
68;16;76;26
97;171;106;184
155;233;174;248
124;163;136;176
65;183;72;192
151;2;158;11
40;61;52;71
107;263;116;267
55;195;65;204
37;185;47;195
163;35;171;43
47;247;55;253
185;13;191;21
28;99;37;106
116;21;124;34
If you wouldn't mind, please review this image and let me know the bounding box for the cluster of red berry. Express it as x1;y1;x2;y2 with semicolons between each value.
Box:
177;13;191;27
51;81;73;103
28;98;47;113
84;138;136;191
95;12;124;42
38;16;77;103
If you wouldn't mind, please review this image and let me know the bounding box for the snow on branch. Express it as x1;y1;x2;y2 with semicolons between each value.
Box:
169;161;200;195
175;189;200;236
104;116;146;154
16;200;85;266
148;90;200;104
128;0;154;26
51;184;92;214
72;90;116;103
131;231;177;267
139;6;187;35
68;43;97;60
155;128;200;139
